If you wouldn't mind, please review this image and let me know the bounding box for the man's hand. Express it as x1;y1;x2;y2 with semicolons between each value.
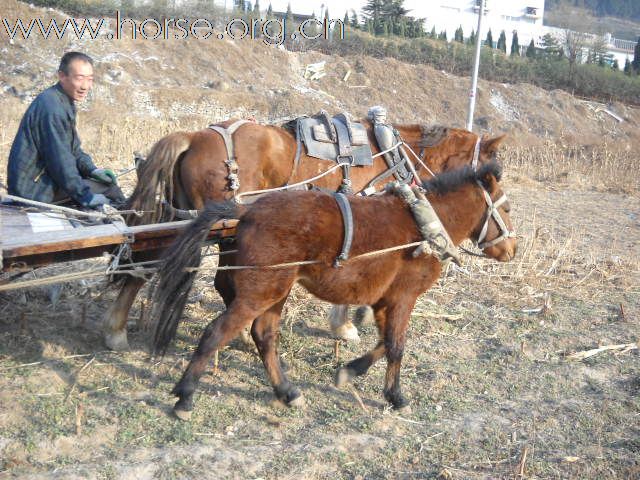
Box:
90;168;117;184
87;193;110;208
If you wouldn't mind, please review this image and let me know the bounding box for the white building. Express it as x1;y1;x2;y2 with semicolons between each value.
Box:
414;0;545;53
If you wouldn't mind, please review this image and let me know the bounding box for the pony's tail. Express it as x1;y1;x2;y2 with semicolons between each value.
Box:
150;200;239;355
125;132;193;226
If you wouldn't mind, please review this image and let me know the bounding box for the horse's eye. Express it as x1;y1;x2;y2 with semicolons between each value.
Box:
503;201;511;213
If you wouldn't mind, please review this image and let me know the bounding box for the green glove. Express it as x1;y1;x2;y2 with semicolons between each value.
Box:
91;168;117;185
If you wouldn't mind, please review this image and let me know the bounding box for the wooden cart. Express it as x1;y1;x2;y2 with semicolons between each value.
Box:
1;204;236;281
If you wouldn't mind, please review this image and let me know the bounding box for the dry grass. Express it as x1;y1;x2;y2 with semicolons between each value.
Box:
503;142;639;194
1;0;639;476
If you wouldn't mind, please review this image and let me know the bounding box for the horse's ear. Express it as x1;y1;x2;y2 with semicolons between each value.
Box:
481;134;507;155
478;163;502;190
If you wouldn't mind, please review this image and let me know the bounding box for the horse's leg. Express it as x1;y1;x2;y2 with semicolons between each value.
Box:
335;303;388;386
381;303;413;412
251;297;304;407
328;305;360;342
354;305;375;326
103;276;145;350
172;301;269;420
214;247;253;347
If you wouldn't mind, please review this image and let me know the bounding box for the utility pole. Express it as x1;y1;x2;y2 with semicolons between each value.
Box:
466;0;485;131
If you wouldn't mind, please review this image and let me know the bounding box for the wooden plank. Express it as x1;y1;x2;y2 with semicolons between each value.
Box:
2;223;128;257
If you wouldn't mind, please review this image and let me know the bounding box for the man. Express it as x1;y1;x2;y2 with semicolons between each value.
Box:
7;51;124;209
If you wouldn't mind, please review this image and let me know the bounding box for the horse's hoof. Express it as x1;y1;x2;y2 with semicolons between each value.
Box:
104;330;129;351
335;367;355;388
239;327;253;347
332;323;360;343
354;306;374;326
395;404;412;415
173;408;192;421
287;393;305;408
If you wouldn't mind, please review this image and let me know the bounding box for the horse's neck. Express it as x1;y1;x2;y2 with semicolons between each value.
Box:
428;186;484;246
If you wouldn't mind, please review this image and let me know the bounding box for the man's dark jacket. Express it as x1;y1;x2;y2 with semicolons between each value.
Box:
8;82;96;205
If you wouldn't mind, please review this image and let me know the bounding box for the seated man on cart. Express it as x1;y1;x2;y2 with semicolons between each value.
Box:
6;51;125;210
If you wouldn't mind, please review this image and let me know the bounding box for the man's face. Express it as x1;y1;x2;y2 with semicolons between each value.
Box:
58;59;94;102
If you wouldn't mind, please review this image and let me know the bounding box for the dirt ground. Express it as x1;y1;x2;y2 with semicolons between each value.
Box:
1;177;639;479
1;1;640;478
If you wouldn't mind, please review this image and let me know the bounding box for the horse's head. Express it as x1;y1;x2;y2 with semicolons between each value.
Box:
414;126;506;175
470;163;517;262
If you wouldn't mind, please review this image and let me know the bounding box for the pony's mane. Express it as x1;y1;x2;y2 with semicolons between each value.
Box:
417;124;449;147
422;162;502;196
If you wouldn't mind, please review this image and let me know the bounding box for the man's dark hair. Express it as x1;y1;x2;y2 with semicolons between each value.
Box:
58;52;93;75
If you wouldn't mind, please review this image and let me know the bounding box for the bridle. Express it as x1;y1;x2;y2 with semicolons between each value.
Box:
474;180;516;250
416;133;514;252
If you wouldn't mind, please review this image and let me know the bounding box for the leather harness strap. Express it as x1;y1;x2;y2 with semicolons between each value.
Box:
332;192;354;267
208;119;250;194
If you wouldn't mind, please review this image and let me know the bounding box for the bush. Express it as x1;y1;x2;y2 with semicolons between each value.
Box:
310;30;640;105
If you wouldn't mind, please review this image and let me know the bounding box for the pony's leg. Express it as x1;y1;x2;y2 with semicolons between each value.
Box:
251;298;304;407
103;276;145;351
215;248;253;347
328;305;360;342
172;301;268;420
354;305;375;326
381;303;413;412
335;304;388;387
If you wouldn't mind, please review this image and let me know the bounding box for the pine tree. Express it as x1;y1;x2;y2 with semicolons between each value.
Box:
454;25;464;43
497;30;507;53
253;0;260;15
526;38;536;58
511;31;520;55
467;28;476;45
624;57;632;74
438;30;447;41
266;2;273;17
343;11;349;25
632;36;640;73
324;6;330;21
362;0;384;24
429;26;436;38
485;28;493;48
350;10;359;28
286;2;293;23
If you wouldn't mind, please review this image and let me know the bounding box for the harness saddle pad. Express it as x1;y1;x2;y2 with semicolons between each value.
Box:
298;114;373;167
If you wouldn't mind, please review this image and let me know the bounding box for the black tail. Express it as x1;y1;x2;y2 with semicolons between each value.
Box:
150;200;239;355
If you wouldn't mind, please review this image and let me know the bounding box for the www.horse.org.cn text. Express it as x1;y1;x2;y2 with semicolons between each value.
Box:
1;12;346;46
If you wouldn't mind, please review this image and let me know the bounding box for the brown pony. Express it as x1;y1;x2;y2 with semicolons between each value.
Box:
104;119;506;350
150;162;516;419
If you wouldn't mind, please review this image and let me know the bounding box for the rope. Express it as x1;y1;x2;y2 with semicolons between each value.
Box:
1;192;149;220
235;162;348;203
0;240;428;291
371;141;403;159
402;142;436;178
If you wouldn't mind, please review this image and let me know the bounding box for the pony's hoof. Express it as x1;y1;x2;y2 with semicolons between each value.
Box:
332;322;360;343
287;393;306;408
173;408;192;421
104;330;129;351
354;306;374;326
335;367;355;388
239;327;253;347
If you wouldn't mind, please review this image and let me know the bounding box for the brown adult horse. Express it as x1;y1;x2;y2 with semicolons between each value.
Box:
150;162;516;419
104;119;506;350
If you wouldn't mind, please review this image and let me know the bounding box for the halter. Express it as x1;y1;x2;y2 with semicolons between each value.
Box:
474;180;516;250
471;136;481;170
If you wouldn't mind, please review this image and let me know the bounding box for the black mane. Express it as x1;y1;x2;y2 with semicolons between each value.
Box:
421;162;502;195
